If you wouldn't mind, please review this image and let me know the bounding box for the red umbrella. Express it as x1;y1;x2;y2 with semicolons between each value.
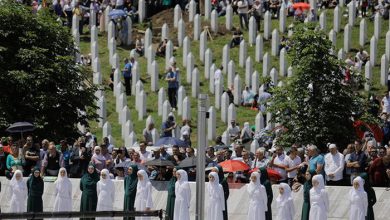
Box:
219;160;250;172
353;120;383;143
249;167;282;181
292;2;311;10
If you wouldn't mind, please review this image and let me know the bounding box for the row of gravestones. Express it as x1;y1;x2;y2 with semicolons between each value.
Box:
81;1;389;146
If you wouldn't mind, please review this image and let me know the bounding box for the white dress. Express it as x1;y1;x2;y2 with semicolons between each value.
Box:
206;172;225;220
309;175;329;220
96;169;115;220
349;176;368;220
247;172;268;220
135;170;153;220
8;170;27;213
276;183;294;220
53;168;73;213
173;170;191;220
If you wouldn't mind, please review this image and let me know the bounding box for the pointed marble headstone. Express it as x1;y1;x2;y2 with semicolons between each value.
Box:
226;4;233;31
248;16;257;45
227;60;235;87
370;36;377;65
200;31;207;63
182;96;191;120
205;49;213;79
192;68;200;98
319;11;326;31
271;29;280;56
279;4;287;33
255;112;265;132
178;19;185;47
263;53;270;77
227;103;237;124
193;14;201;41
222;44;230;73
174;5;182;28
348;0;356;26
211;10;218;33
205;0;211;20
188;0;196;22
255;34;264;62
264;11;272;40
183;37;190;67
138;0;146;23
245;57;253;87
344;24;351;52
151;61;159;92
381;54;389;86
239;40;247;67
233;75;242;105
207;106;216;140
252;71;259;94
209;64;216;94
365;61;372;91
177;86;186;115
221;92;229;123
158;88;166;116
103;122;112;138
138;90;146;120
374;12;381;40
333;6;341;33
186;52;195;83
162;23;169;41
280;48;288;76
97;96;106;127
359;19;367;47
162;100;171;122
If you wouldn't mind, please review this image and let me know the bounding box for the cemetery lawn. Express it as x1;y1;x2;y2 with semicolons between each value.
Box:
79;8;389;147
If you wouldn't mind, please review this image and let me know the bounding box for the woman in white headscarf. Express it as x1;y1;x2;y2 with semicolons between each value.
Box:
309;175;329;220
134;170;153;220
53;168;73;213
8;170;27;213
96;169;115;220
247;172;268;220
173;169;191;220
276;182;294;220
206;172;225;220
349;176;368;220
240;122;253;147
91;146;107;173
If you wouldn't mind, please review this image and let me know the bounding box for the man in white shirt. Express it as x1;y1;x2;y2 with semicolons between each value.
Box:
270;146;288;183
139;142;152;161
227;120;241;141
285;147;302;186
252;147;269;169
324;143;345;185
237;0;249;30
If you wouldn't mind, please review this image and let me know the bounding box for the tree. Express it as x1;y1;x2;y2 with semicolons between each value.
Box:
0;2;98;139
268;23;365;151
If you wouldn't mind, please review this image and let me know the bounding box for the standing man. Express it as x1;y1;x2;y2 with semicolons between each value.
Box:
122;58;132;96
237;0;249;30
269;146;288;183
165;67;178;111
285;146;302;187
307;144;325;176
347;139;368;184
324;143;345;185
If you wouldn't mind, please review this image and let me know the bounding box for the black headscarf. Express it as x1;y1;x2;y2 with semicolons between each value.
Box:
215;165;225;183
84;162;100;184
28;167;44;195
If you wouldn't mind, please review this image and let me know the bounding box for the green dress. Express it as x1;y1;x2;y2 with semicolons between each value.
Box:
165;175;176;220
360;173;376;220
260;167;273;220
301;170;316;220
27;169;44;219
216;165;229;220
80;169;99;220
124;165;139;220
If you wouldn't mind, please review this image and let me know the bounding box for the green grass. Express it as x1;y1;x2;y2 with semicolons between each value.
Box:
79;9;389;147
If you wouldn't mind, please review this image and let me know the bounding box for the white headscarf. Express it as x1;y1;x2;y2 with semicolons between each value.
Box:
55;167;71;184
137;170;150;190
276;183;292;206
100;169;113;185
311;174;325;193
247;172;261;194
241;122;251;136
93;146;105;161
352;176;365;192
208;172;220;195
10;170;24;186
176;169;188;184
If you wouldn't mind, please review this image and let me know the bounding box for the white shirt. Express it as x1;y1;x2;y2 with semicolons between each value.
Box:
227;126;240;137
237;0;249;14
285;155;301;178
324;152;345;181
140;151;152;161
272;154;288;181
382;96;390;113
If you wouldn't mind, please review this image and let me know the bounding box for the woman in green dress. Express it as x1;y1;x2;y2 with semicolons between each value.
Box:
260;167;273;220
80;163;100;220
124;165;139;220
301;169;316;220
27;167;44;219
165;167;179;220
360;172;376;220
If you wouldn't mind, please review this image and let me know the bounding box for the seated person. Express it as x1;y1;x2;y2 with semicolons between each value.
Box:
294;7;305;21
135;35;144;56
355;48;369;64
269;0;280;17
242;86;255;106
157;39;168;57
230;28;243;48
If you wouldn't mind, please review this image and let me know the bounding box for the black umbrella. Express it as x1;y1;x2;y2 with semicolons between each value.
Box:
115;161;133;169
179;156;215;168
6;122;35;139
144;158;175;167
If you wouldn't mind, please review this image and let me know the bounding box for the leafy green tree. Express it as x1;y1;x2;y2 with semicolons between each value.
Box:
268;24;365;150
0;1;97;139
